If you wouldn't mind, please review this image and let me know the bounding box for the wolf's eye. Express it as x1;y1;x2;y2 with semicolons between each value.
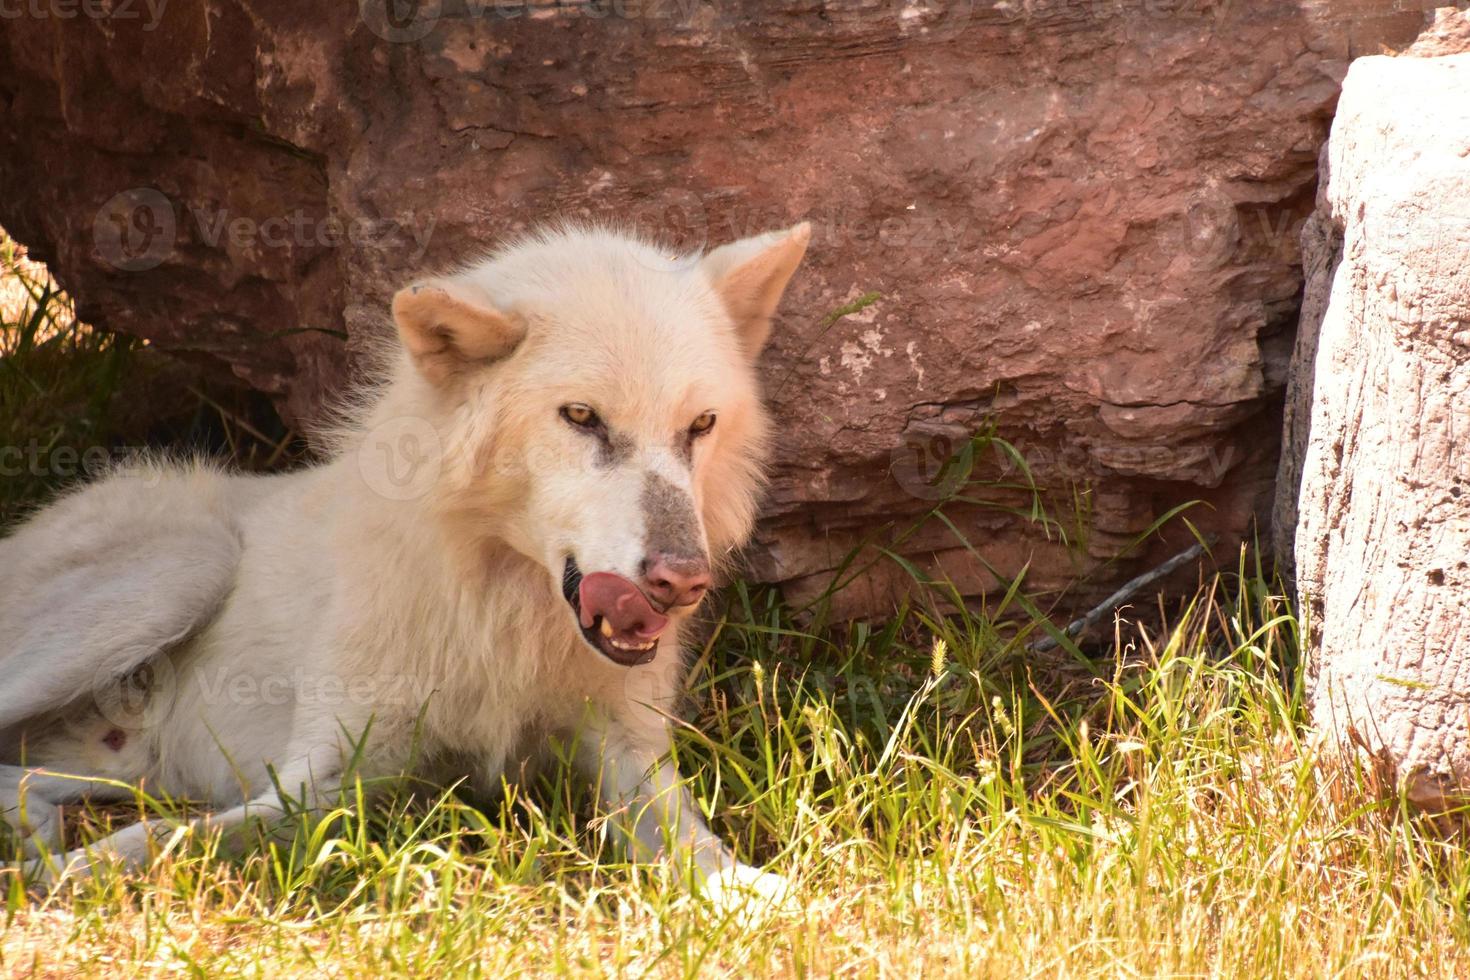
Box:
560;404;602;430
689;412;717;437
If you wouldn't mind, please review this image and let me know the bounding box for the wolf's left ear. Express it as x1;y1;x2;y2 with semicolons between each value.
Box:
701;222;811;361
391;278;526;385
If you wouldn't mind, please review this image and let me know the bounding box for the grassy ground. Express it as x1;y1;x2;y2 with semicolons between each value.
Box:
5;565;1470;977
5;239;1470;977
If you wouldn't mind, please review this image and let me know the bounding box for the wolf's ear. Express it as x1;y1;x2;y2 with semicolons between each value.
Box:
391;279;526;384
701;222;811;361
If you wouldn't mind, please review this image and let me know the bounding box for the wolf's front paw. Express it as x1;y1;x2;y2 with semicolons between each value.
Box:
6;848;93;898
701;862;795;922
1;798;64;861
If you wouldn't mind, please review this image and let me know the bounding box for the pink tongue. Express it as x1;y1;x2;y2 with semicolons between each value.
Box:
578;572;668;640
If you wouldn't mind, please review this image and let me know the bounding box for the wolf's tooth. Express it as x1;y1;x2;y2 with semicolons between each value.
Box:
600;618;614;638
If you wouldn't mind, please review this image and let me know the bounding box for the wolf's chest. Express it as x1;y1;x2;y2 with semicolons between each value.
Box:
404;640;578;763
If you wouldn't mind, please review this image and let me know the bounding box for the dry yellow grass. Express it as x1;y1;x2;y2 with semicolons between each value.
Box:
3;571;1469;977
0;230;75;353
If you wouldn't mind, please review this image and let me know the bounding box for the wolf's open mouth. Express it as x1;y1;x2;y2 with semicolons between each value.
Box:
562;556;668;667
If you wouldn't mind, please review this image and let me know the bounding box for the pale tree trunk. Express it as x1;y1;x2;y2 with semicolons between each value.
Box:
1278;30;1470;806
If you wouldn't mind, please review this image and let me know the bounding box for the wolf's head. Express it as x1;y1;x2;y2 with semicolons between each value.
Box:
381;224;810;667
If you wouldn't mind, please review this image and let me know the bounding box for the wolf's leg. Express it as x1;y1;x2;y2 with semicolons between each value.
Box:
0;766;64;858
23;748;343;886
0;765;137;859
575;709;790;906
579;723;732;874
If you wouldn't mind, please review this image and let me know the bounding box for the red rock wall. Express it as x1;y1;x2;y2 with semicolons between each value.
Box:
0;1;1432;619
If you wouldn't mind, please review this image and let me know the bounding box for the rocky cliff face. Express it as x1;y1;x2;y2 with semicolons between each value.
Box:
0;1;1431;618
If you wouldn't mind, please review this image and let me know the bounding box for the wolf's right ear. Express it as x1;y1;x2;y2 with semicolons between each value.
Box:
391;279;526;385
701;222;811;362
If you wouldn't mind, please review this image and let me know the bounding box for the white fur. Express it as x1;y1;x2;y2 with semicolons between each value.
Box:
0;222;810;907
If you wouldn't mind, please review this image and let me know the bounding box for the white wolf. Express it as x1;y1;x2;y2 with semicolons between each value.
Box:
0;221;811;902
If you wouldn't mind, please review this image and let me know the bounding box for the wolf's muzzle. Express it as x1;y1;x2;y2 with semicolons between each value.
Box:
562;556;668;667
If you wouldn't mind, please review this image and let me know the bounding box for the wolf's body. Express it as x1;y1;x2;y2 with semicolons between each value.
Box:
0;223;811;899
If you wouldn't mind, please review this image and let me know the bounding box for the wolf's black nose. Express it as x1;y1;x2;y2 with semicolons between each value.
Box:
642;554;711;608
